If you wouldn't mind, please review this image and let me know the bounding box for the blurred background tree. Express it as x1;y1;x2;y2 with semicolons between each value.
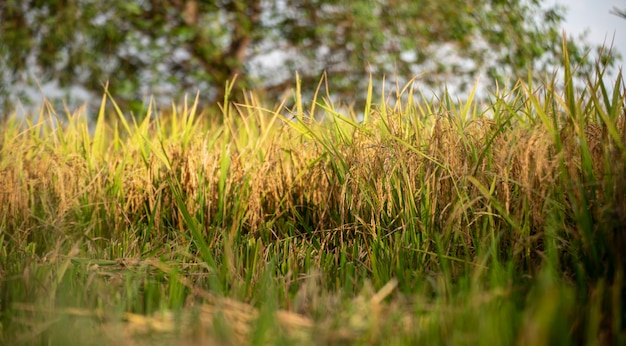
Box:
0;0;619;116
612;2;626;19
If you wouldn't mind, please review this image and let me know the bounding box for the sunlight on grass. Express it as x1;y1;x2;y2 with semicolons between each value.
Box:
0;44;625;345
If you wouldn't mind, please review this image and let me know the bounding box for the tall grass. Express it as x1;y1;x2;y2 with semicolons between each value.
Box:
0;53;624;345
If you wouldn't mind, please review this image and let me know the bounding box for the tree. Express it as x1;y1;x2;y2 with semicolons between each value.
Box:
611;3;626;19
0;0;616;114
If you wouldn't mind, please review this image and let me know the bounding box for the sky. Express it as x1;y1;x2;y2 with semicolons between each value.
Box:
554;0;626;58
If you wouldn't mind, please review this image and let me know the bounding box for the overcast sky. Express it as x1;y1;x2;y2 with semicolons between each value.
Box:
554;0;626;57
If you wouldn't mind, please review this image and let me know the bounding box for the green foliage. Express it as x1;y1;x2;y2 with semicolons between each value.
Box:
0;0;617;114
0;46;625;344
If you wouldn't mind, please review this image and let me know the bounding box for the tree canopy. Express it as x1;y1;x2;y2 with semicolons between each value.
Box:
0;0;617;113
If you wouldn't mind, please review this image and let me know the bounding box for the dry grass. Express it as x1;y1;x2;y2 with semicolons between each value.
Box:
1;61;625;344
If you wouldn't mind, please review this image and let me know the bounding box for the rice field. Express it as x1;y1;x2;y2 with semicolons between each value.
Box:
0;52;625;345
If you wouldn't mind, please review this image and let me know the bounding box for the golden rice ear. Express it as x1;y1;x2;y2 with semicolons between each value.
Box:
498;124;560;223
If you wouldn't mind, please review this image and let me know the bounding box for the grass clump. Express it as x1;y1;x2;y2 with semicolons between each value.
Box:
0;55;625;345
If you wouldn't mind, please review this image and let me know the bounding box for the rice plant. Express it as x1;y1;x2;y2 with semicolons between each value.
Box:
0;51;624;345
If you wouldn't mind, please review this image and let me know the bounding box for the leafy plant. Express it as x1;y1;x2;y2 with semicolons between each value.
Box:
0;0;616;114
0;43;624;344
